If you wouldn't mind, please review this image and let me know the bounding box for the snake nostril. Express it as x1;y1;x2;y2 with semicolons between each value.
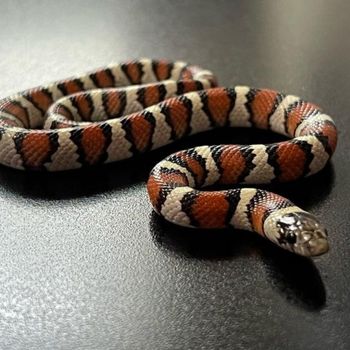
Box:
286;232;297;244
314;229;327;238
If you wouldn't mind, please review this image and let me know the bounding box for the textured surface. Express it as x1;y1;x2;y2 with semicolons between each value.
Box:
0;0;349;349
0;62;337;259
0;60;216;170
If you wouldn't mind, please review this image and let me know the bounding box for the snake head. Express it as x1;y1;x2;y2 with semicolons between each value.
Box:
265;211;329;257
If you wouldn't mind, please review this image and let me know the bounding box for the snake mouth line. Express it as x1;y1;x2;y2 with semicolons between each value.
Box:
293;237;329;257
307;237;329;256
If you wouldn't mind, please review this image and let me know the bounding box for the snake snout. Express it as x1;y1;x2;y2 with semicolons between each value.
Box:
275;211;329;257
307;234;329;256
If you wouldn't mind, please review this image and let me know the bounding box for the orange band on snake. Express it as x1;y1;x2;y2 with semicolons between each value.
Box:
0;59;337;256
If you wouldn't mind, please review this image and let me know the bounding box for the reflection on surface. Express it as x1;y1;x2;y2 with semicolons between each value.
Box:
262;246;326;311
0;126;333;312
0;127;334;204
0;127;285;199
150;213;326;311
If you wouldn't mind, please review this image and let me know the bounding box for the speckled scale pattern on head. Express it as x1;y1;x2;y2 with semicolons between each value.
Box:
0;59;337;257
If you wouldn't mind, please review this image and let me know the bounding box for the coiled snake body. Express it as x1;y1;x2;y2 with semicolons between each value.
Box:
0;59;337;257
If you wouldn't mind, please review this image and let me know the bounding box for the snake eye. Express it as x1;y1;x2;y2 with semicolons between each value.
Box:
286;232;297;244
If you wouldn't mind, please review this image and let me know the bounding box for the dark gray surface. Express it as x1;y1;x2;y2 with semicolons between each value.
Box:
0;0;349;349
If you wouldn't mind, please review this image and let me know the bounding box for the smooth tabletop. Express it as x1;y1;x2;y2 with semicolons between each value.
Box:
0;1;349;349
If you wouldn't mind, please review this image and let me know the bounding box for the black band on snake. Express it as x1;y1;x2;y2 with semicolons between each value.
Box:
0;59;337;256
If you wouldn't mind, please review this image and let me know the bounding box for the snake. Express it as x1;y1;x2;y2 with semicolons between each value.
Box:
0;59;337;257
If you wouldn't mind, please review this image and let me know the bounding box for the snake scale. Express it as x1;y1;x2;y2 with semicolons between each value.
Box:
0;59;337;257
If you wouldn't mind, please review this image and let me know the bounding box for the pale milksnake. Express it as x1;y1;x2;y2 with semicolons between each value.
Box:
0;59;337;256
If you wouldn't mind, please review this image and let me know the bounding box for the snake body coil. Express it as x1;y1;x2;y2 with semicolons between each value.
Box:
0;59;337;257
